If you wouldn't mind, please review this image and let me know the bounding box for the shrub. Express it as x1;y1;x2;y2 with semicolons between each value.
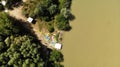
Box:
46;21;54;32
56;14;68;30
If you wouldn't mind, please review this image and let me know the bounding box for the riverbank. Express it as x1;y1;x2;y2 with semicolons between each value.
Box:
7;0;64;50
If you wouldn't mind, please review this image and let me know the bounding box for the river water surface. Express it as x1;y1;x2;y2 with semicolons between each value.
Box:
62;0;120;67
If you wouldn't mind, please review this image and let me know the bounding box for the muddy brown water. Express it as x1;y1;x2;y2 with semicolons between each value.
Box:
62;0;120;67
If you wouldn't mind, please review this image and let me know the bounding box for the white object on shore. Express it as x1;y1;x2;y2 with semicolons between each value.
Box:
4;9;8;13
54;43;62;50
1;1;6;6
27;17;33;23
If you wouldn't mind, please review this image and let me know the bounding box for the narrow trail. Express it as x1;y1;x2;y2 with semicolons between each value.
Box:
9;0;27;21
9;6;27;21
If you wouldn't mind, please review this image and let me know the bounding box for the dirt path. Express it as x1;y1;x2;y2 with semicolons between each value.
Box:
9;0;27;20
9;6;27;21
23;0;27;2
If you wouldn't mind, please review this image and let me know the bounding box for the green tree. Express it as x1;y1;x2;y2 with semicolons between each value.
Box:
0;42;5;51
47;22;55;33
49;50;63;62
30;63;36;67
22;63;28;67
56;14;68;30
48;4;57;15
0;35;45;66
23;0;59;21
0;12;19;36
37;62;44;67
4;37;11;47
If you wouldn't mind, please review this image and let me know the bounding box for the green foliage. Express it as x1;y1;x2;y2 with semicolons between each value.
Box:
4;37;11;47
0;12;33;36
33;4;45;17
22;63;28;67
56;14;68;30
59;0;72;9
48;4;58;15
25;59;30;64
50;50;63;62
53;62;64;67
0;35;64;66
30;63;36;67
47;22;55;33
47;50;64;67
23;0;59;21
48;25;54;33
0;35;44;66
0;7;64;67
59;0;65;9
56;14;67;23
0;42;5;51
0;12;19;36
23;0;73;31
37;62;44;67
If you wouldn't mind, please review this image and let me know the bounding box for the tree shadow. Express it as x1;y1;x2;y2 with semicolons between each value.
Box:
65;0;73;9
63;25;72;31
68;13;75;21
39;45;64;67
63;0;75;32
9;16;38;39
5;0;23;10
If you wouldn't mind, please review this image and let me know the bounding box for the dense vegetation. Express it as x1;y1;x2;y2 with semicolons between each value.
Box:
0;0;74;66
0;12;64;67
5;0;22;9
23;0;74;32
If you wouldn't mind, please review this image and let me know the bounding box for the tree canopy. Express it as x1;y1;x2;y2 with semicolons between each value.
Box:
0;12;19;36
0;12;64;67
22;0;73;31
0;35;44;67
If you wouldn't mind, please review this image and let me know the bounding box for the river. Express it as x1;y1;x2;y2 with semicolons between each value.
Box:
62;0;120;67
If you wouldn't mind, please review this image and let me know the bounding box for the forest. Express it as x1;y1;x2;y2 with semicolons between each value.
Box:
0;12;63;67
23;0;74;32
